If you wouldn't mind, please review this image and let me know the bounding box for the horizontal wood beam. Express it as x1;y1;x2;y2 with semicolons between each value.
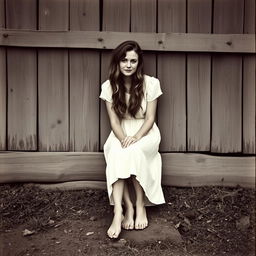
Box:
0;152;255;188
0;30;255;53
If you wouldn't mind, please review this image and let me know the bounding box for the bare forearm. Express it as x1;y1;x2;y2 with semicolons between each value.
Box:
134;117;154;140
110;121;126;142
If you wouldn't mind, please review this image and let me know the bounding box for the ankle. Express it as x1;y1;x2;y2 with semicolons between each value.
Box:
113;205;123;214
136;201;145;209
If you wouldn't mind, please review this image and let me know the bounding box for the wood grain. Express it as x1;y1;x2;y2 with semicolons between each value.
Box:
39;0;69;31
0;0;5;150
70;0;100;152
70;0;100;31
6;0;37;150
38;0;69;151
0;30;254;53
243;0;255;154
0;152;254;188
38;49;69;151
70;50;100;151
100;0;130;150
211;0;244;153
187;0;211;151
158;0;186;151
131;0;156;76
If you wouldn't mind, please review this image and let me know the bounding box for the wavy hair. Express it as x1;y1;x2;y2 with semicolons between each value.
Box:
109;41;144;119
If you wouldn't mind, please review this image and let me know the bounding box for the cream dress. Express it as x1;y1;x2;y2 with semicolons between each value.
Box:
99;75;165;206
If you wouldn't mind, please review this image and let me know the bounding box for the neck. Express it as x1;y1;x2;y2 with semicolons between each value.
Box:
123;75;132;84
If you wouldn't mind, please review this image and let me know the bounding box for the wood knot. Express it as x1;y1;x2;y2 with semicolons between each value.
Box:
3;33;8;38
98;38;103;42
226;41;232;46
158;40;163;44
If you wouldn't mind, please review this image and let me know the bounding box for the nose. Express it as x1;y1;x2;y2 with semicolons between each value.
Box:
127;61;131;68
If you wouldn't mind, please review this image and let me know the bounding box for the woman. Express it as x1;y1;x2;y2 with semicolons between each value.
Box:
100;41;165;239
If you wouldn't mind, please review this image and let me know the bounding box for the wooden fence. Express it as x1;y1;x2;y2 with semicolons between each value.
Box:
0;0;255;188
0;0;255;154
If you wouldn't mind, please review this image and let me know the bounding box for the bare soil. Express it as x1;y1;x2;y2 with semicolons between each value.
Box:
0;184;255;256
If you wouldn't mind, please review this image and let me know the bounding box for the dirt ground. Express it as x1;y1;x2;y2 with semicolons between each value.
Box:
0;183;255;256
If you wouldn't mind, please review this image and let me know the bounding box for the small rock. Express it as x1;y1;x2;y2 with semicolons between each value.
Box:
90;216;97;221
23;229;35;236
184;209;197;219
86;231;94;236
48;219;55;225
236;216;250;231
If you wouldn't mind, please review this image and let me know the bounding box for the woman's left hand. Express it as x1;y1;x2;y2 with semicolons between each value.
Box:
121;136;138;148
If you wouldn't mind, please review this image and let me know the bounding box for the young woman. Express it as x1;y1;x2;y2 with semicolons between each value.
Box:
100;41;165;239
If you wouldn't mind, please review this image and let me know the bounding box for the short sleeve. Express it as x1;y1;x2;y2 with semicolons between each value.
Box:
146;77;163;102
99;80;113;103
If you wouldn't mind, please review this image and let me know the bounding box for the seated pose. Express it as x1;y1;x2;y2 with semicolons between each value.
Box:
100;40;165;239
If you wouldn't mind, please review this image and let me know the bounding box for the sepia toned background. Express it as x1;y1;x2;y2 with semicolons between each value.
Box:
0;0;255;187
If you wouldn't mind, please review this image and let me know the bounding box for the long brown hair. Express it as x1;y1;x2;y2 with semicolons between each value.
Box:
109;41;144;119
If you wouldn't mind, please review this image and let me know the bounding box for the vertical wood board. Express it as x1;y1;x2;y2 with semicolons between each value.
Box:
70;51;100;151
0;0;5;150
100;0;130;149
211;0;244;153
6;0;37;29
187;0;211;151
70;0;100;31
70;0;100;152
38;0;69;151
212;55;242;152
131;0;156;77
243;0;255;154
39;0;69;31
38;49;69;151
158;0;186;151
6;0;37;150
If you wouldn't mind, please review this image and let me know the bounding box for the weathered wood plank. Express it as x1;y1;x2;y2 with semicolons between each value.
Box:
0;30;254;53
39;0;69;31
32;181;107;191
0;48;5;150
6;0;37;150
187;0;211;151
0;152;254;188
70;0;100;31
38;49;69;151
100;0;130;150
158;0;186;151
38;0;69;151
131;0;156;76
243;0;255;154
0;0;6;150
212;0;244;153
70;0;100;152
70;51;100;151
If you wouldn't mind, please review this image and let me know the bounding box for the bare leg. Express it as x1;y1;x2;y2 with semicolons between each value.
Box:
122;179;134;230
132;176;148;230
107;179;124;238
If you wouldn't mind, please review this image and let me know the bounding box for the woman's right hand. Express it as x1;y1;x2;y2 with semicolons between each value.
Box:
121;136;138;148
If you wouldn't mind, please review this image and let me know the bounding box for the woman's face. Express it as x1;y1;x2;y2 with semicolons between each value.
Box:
119;50;139;77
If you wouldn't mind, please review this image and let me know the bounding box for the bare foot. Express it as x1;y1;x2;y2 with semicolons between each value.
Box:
135;205;148;230
107;210;124;238
122;207;134;230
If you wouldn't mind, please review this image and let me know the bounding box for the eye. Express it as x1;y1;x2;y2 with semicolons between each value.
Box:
121;58;127;63
131;59;137;64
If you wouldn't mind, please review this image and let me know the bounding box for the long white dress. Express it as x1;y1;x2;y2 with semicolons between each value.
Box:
99;75;165;206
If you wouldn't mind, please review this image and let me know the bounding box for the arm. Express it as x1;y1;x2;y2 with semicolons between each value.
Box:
105;101;126;142
134;99;157;140
122;99;158;148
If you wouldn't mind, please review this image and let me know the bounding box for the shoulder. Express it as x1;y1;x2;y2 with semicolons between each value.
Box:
144;75;160;89
144;74;160;83
101;79;111;89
